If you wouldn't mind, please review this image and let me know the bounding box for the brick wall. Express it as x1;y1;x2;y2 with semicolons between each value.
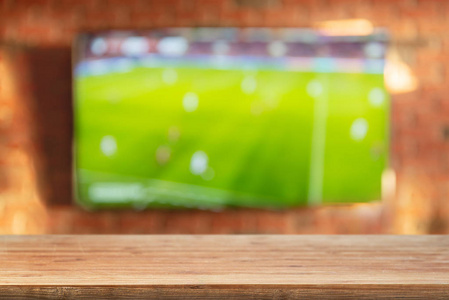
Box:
1;0;448;234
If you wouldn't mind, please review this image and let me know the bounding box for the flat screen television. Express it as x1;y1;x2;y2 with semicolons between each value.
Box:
73;28;389;210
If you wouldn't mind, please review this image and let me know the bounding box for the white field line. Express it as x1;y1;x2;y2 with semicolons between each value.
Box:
307;76;328;206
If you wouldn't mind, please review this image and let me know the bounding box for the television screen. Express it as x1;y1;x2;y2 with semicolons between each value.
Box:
73;28;389;209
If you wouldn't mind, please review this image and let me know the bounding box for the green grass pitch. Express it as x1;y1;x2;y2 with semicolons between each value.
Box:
74;65;388;209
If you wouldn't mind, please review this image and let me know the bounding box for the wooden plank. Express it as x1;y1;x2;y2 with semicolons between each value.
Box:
1;235;448;299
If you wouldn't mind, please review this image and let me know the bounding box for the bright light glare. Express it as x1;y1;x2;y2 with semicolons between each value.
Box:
190;151;209;175
384;50;418;94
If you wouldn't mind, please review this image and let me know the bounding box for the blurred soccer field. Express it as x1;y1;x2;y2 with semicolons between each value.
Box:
75;65;388;209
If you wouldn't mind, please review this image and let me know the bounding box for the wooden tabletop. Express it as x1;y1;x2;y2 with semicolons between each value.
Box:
1;235;448;299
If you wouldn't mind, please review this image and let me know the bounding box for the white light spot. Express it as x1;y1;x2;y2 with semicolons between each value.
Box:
241;76;257;94
364;42;385;58
368;87;385;107
156;145;171;165
182;92;199;112
350;118;369;141
190;151;208;175
157;37;189;56
201;167;215;181
307;80;323;98
120;37;150;56
91;37;108;56
100;135;117;156
212;40;230;55
268;41;287;57
162;68;178;85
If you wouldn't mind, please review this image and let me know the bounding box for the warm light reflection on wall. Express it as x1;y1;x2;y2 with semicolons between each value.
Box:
316;19;374;36
382;169;396;202
0;57;15;101
0;49;47;234
395;180;429;235
384;49;418;94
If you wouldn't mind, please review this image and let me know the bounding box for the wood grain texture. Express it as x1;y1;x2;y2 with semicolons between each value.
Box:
1;235;448;299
